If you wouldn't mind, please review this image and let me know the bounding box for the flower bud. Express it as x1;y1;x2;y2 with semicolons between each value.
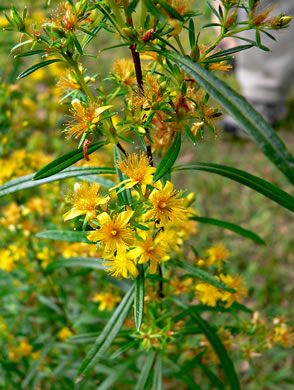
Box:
10;6;25;31
190;45;200;62
122;27;137;41
75;0;88;16
271;14;292;29
225;11;237;29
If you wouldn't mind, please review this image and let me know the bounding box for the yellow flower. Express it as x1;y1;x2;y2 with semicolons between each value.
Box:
31;350;41;360
195;283;222;306
63;182;109;222
58;327;73;341
104;249;139;278
171;277;192;295
0;249;16;272
65;99;112;139
37;247;53;269
116;152;156;193
144;181;187;225
19;339;33;356
209;61;232;72
205;244;230;266
219;274;248;308
93;291;121;311
87;211;134;258
132;231;170;274
271;323;294;348
113;59;136;87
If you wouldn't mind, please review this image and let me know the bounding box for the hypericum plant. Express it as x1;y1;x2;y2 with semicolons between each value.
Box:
1;0;294;388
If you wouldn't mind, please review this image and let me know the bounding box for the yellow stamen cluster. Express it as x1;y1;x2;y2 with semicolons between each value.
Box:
65;99;111;139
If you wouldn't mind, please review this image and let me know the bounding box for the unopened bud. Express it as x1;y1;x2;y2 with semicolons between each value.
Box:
75;0;88;16
271;14;292;29
142;28;154;42
122;27;137;41
190;45;200;62
10;6;25;31
225;11;237;29
88;8;99;23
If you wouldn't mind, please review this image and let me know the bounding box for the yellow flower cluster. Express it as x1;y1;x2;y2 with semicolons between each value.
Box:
63;152;197;279
8;339;39;362
196;273;248;308
0;245;27;272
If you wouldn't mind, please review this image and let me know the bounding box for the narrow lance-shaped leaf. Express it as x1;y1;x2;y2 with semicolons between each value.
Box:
176;260;235;293
174;300;240;390
0;166;116;198
156;0;184;21
134;351;156;390
17;59;63;79
163;50;294;184
173;163;294;212
203;44;254;60
191;215;266;245
77;286;134;379
46;257;105;272
153;131;181;182
36;230;91;243
34;141;106;180
134;265;145;331
153;354;163;390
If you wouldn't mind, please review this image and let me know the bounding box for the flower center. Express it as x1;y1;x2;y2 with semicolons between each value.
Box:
158;201;166;209
111;229;118;236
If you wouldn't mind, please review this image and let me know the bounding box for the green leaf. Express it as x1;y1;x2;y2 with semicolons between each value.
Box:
197;362;226;390
204;44;254;60
143;0;164;20
33;141;106;180
163;51;294;184
153;355;162;390
173;163;294;212
174;302;252;322
134;265;144;331
156;0;184;21
17;59;62;79
176;261;235;293
10;39;33;54
110;340;137;360
46;257;105;272
77;286;134;378
36;230;91;243
192;314;240;390
153;132;181;182
0;166;116;198
97;360;135;390
15;49;45;57
134;351;156;390
126;0;140;16
188;19;195;49
191;215;266;245
174;300;240;390
79;175;116;188
69;332;100;344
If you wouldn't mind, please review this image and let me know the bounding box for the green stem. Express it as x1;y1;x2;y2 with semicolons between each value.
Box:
72;61;95;102
174;35;186;56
